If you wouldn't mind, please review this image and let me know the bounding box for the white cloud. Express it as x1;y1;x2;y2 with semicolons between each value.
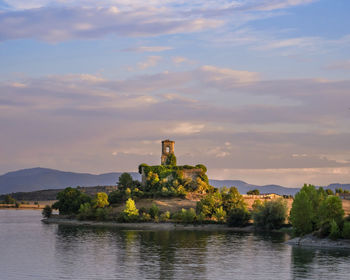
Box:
199;65;260;84
138;56;162;70
122;46;173;52
163;122;205;135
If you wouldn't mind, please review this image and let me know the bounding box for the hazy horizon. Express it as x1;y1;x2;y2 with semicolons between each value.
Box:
1;1;350;188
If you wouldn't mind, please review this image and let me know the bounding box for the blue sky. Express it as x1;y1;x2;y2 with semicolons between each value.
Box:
1;0;350;187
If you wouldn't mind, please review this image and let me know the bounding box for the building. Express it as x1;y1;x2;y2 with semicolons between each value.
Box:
161;139;175;165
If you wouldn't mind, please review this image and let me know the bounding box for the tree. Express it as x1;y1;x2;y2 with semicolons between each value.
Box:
118;173;134;191
290;190;314;235
92;192;109;208
252;198;288;230
247;189;260;195
318;195;344;226
42;205;52;218
326;189;334;196
227;207;251;227
52;187;91;215
289;184;326;235
222;187;247;212
3;195;16;204
123;198;139;217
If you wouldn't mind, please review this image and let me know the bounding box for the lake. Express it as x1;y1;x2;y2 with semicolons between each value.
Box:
1;210;350;280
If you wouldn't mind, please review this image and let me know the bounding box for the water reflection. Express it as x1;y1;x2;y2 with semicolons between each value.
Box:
291;246;350;280
2;211;350;280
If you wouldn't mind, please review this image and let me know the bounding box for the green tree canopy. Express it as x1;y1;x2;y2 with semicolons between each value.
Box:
247;189;260;195
52;187;91;215
118;173;134;190
318;195;344;226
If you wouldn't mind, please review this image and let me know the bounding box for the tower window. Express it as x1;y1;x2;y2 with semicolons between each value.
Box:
166;146;170;153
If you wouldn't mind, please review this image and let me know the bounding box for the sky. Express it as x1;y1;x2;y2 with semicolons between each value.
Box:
0;0;350;187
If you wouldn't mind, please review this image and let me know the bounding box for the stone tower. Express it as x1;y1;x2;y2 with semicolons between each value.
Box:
161;139;175;165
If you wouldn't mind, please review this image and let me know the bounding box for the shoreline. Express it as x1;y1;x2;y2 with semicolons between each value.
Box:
286;234;350;250
42;217;256;232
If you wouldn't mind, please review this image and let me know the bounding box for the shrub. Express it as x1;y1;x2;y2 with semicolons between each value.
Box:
213;206;226;222
42;205;52;218
342;222;350;239
78;202;93;220
95;207;110;221
160;211;170;222
92;192;109;208
181;208;196;223
149;203;160;219
329;219;341;240
123;198;139;216
117;173;134;190
227;207;251;227
253;198;288;230
140;212;151;222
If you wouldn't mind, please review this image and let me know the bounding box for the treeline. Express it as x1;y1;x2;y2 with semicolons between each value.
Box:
46;182;289;230
290;184;350;239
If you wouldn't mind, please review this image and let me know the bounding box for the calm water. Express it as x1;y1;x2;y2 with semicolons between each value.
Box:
1;210;350;280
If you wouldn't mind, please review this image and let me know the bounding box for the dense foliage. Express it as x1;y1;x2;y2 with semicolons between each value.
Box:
136;164;211;198
290;184;347;239
247;189;260;195
252;198;288;230
52;187;91;215
42;205;52;218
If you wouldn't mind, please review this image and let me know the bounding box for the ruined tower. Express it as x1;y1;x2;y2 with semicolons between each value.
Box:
161;139;175;165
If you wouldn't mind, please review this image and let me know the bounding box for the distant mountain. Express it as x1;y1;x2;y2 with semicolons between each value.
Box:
1;167;349;196
0;167;140;194
209;179;299;195
209;180;350;196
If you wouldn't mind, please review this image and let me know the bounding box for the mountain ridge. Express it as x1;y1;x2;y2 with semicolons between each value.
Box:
0;167;349;196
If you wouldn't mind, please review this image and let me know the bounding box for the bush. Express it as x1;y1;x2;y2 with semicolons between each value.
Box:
42;205;52;218
160;211;170;222
329;219;341;240
92;192;109;208
173;208;197;223
123;198;139;217
95;207;110;221
227;207;251;227
149;203;160;219
78;202;93;220
213;206;226;222
342;222;350;239
253;198;288;230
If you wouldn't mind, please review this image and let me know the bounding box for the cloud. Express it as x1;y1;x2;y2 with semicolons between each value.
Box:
0;0;320;42
163;122;205;135
198;65;260;85
326;60;350;71
1;66;350;186
0;6;223;42
137;56;162;70
122;46;173;53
